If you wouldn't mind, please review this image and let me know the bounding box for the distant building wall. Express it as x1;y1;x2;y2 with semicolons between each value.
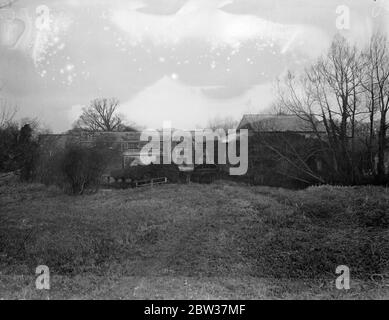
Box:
39;132;146;173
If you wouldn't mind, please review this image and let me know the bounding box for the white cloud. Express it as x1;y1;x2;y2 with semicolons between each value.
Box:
109;0;330;56
119;75;275;129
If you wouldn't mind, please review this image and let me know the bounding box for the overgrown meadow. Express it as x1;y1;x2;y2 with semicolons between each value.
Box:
1;181;388;299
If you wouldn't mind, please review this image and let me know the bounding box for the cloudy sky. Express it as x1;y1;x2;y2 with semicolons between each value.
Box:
0;0;387;132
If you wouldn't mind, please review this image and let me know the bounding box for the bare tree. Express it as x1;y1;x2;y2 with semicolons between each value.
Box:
276;35;366;184
266;101;292;116
75;98;124;132
365;32;389;183
207;116;238;132
360;41;379;172
0;97;17;128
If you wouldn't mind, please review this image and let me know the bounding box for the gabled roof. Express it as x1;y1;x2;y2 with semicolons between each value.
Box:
237;114;325;133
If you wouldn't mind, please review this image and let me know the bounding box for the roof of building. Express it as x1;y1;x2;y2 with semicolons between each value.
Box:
237;114;326;133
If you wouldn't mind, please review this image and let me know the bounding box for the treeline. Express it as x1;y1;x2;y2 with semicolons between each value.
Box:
0;123;38;181
275;32;389;185
37;141;116;195
0;111;111;194
0;96;134;194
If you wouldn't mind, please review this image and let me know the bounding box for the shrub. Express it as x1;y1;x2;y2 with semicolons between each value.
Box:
18;124;39;181
35;148;65;187
60;144;109;194
36;143;112;195
191;164;218;184
0;124;19;172
111;163;180;184
111;165;151;182
149;164;180;183
0;123;39;181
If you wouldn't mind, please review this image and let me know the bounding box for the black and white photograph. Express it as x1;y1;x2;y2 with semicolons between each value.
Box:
0;0;388;303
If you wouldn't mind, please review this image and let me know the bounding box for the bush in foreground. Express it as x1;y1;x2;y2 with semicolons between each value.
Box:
36;143;112;195
61;145;109;194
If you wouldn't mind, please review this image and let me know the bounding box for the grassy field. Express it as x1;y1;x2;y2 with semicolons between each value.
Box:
0;181;388;299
